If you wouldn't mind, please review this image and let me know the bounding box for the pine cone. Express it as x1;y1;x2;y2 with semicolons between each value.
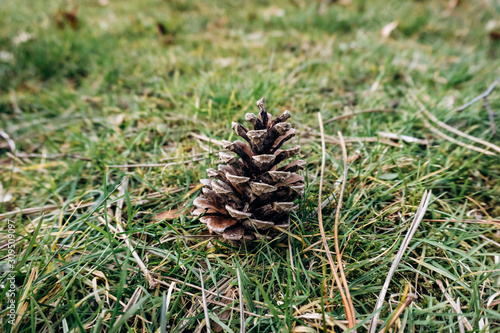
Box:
192;97;305;242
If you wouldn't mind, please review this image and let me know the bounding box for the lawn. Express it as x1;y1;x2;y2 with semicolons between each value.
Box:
1;0;500;332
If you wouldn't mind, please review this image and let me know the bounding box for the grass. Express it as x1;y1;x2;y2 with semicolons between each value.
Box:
1;0;500;332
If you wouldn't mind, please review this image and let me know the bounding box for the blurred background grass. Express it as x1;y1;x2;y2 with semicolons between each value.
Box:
1;0;500;332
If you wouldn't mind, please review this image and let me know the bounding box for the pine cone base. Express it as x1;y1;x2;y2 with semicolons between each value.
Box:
193;98;305;242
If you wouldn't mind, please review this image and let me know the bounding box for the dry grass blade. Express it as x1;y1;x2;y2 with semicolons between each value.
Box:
457;298;465;333
409;90;500;154
108;157;205;168
13;267;38;333
14;152;92;161
369;190;432;333
236;268;246;333
94;177;157;289
335;131;356;327
323;108;394;125
97;214;157;289
377;132;429;145
406;93;496;156
199;269;211;332
165;282;176;314
435;280;473;331
0;204;59;220
483;97;497;136
379;284;417;333
114;287;143;325
0;130;16;152
317;112;355;329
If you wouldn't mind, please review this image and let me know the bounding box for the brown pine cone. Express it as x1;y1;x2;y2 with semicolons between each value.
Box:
192;97;305;242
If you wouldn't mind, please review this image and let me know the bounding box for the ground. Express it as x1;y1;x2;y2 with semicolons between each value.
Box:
1;0;500;332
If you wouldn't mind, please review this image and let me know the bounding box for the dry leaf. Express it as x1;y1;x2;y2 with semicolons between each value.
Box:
381;21;398;38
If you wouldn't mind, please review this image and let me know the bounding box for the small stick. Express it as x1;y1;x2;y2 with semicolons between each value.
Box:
368;190;432;333
456;78;499;112
483;97;496;136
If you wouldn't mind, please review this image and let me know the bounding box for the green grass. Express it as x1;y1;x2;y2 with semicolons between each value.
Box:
1;0;500;332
